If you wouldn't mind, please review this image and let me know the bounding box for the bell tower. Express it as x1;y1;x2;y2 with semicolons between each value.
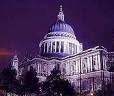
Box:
12;54;19;78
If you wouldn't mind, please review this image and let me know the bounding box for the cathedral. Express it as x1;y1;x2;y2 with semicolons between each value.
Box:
12;5;114;93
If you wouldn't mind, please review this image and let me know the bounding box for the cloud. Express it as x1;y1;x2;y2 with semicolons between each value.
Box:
0;48;14;56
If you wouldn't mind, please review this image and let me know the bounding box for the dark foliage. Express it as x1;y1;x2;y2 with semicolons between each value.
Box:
1;65;17;84
23;66;40;94
42;68;76;96
0;65;40;95
95;82;114;96
0;64;20;94
1;64;114;96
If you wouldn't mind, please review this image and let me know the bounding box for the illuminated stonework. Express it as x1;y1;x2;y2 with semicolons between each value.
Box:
39;5;83;58
12;5;114;93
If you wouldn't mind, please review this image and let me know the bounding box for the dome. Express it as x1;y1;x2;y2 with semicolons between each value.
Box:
49;20;74;34
39;5;83;59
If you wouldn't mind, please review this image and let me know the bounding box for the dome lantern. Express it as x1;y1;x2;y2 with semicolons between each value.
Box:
57;5;64;21
48;5;75;34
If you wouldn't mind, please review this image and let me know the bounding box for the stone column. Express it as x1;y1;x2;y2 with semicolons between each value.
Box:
50;42;52;53
55;41;57;52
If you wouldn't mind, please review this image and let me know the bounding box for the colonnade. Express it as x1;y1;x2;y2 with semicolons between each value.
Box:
41;41;78;55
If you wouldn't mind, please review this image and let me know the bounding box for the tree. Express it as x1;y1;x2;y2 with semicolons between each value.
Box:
1;64;17;83
109;61;114;72
23;66;40;95
96;81;114;96
0;64;19;94
42;67;76;96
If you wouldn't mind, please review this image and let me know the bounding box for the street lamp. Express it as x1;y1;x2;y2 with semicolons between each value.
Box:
87;90;95;96
90;92;94;96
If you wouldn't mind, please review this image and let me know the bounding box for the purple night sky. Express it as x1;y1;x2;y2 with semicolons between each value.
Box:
0;0;114;69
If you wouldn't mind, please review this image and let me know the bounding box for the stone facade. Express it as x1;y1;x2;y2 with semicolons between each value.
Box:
12;5;114;93
18;46;114;92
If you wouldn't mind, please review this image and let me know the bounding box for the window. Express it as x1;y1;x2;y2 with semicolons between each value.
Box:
75;45;77;53
72;65;75;70
41;44;44;53
45;43;47;53
56;64;60;70
82;80;89;91
56;41;59;52
71;64;75;75
63;68;66;74
48;42;51;53
72;44;76;54
43;64;47;73
82;58;87;73
93;56;98;71
61;42;64;52
52;42;55;52
74;61;78;74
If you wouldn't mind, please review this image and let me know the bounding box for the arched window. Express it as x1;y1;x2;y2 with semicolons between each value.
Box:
93;56;98;71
